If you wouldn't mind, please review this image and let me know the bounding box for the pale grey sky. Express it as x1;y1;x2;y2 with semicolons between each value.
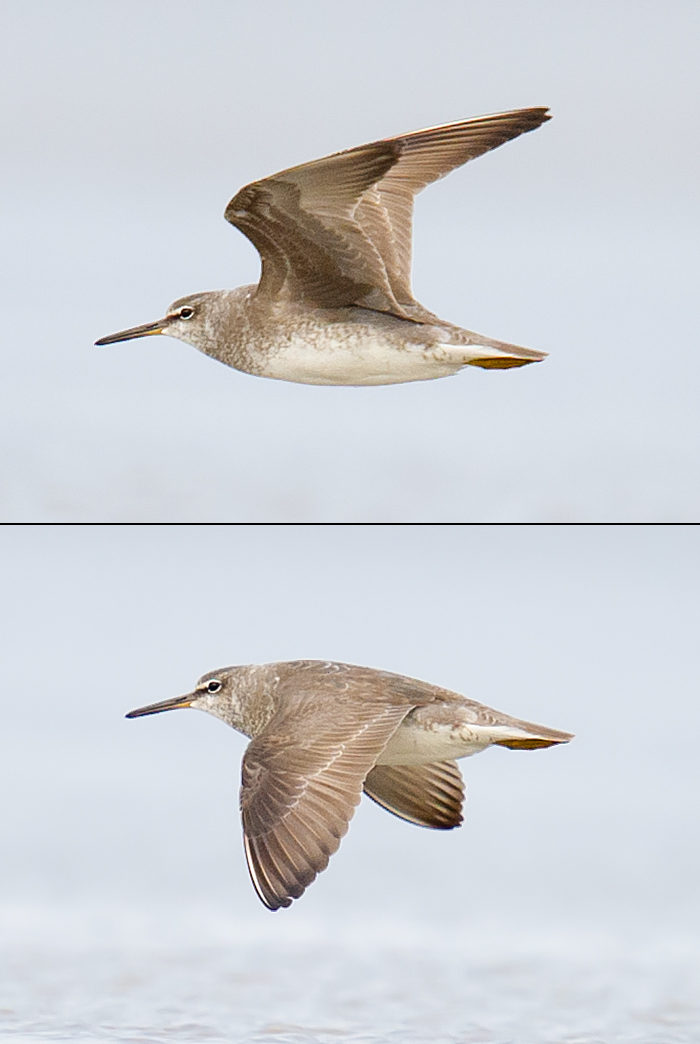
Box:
2;524;698;950
2;1;699;520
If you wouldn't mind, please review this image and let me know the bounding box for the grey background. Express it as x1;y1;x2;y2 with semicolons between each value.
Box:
2;523;698;939
3;1;699;522
2;524;699;1039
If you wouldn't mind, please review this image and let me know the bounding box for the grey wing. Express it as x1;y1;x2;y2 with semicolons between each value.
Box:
239;699;413;910
225;108;550;317
361;107;550;315
363;760;465;829
225;145;401;312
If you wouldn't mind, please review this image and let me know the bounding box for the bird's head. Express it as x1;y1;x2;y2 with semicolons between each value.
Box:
95;292;223;353
126;667;240;725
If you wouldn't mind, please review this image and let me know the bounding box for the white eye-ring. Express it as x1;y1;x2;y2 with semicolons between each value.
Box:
206;679;222;694
178;306;195;320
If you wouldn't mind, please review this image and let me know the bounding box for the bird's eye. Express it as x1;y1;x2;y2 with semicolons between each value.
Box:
206;679;222;694
178;306;194;320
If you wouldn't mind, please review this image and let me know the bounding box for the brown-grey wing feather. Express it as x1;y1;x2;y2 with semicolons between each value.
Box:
225;145;404;312
240;698;413;910
363;760;465;829
224;108;549;317
364;107;551;306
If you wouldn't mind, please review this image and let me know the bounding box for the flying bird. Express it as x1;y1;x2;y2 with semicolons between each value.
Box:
126;660;573;909
97;108;551;385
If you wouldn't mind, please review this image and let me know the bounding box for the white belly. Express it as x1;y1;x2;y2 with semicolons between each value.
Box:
378;714;547;765
378;719;494;765
259;331;463;386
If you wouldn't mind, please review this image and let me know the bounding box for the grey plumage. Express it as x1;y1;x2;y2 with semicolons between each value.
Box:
126;659;573;910
97;109;552;385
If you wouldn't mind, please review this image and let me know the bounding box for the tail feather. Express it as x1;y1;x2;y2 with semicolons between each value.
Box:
494;736;567;750
437;331;548;369
463;338;547;369
492;720;574;749
468;355;539;369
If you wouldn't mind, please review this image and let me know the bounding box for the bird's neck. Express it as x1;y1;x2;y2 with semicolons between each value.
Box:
227;663;281;737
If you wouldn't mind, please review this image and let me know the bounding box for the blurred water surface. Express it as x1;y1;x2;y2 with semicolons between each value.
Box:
3;914;700;1043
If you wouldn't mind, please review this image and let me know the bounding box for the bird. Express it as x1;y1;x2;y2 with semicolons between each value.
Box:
126;659;573;910
96;107;551;386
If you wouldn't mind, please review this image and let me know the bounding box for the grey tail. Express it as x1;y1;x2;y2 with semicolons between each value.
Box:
493;722;574;750
439;324;548;369
464;336;548;370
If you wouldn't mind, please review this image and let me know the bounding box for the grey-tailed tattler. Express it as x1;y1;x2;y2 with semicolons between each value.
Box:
126;660;572;910
97;108;551;386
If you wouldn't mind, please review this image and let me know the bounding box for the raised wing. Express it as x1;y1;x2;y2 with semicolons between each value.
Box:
225;108;550;318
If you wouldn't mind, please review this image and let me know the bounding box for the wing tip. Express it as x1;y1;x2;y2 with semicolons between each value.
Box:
513;105;551;123
485;105;552;132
